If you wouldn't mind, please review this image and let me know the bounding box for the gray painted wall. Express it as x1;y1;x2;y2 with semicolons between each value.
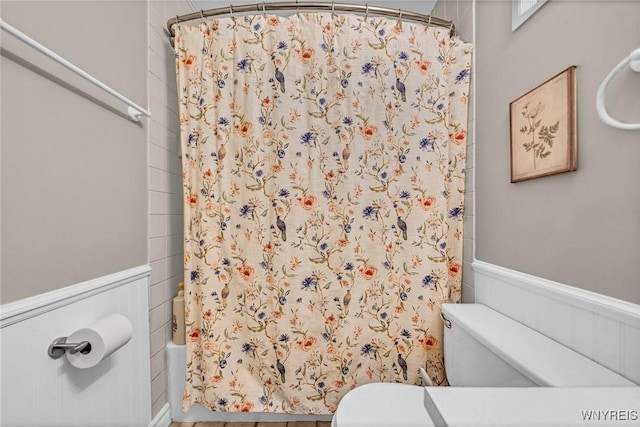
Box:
476;0;640;303
1;1;148;303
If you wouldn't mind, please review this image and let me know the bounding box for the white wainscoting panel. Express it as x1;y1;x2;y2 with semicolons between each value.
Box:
473;260;640;385
0;266;152;427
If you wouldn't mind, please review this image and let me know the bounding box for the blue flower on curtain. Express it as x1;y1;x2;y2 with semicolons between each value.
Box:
175;12;471;414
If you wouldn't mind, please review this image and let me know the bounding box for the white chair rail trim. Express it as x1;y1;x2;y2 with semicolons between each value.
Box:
0;265;151;328
473;260;640;327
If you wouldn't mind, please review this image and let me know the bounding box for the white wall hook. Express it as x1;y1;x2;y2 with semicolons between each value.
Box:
596;47;640;130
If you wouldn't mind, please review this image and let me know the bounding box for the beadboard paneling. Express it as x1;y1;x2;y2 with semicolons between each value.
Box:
474;260;640;385
0;266;152;427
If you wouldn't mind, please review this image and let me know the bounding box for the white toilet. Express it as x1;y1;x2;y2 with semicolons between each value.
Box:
332;303;639;426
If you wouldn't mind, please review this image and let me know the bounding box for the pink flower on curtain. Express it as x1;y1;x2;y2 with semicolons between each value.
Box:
175;12;472;414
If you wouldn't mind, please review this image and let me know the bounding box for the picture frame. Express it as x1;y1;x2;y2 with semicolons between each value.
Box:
510;66;577;183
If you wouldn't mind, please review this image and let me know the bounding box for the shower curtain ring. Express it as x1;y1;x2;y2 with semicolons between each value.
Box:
365;3;369;20
427;15;432;26
262;1;267;17
200;9;205;23
331;0;335;16
398;8;403;20
229;4;234;16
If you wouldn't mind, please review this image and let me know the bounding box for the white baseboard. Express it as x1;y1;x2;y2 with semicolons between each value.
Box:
149;403;172;427
473;260;640;385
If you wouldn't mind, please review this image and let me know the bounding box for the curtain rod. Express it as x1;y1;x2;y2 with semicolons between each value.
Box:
167;2;455;40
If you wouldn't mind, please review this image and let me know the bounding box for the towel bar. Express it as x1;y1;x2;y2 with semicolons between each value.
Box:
596;47;640;130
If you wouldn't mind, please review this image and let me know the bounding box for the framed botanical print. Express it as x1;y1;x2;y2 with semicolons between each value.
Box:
510;66;577;183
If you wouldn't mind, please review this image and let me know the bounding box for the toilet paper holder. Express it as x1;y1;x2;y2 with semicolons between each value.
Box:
48;337;91;359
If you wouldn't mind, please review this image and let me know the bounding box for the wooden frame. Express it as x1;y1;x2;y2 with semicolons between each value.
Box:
510;66;577;183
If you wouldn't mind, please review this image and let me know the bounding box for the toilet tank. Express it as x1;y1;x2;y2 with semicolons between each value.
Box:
441;304;635;387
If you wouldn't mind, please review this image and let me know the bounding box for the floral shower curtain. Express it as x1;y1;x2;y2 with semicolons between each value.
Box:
175;12;471;414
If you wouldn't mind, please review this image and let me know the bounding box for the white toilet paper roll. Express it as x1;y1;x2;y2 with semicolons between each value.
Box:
66;313;133;369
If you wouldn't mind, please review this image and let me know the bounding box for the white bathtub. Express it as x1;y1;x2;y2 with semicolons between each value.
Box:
166;342;334;422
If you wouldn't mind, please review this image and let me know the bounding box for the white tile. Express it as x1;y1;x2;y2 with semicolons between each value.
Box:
149;49;167;81
463;192;474;216
150;259;169;286
467;96;475;123
149;94;166;127
167;90;179;115
148;73;166;103
465;124;474;148
148;1;164;27
150;167;171;193
463;237;473;264
166;128;181;155
461;283;475;303
168;151;182;177
167;105;180;132
150;324;168;357
149;214;167;239
149;0;164;14
165;319;173;342
150;301;167;333
152;392;168;420
462;260;474;287
168;172;182;195
170;193;183;213
166;72;178;92
149;237;168;262
149;117;166;149
148;23;169;59
167;214;184;237
464;166;474;190
167;234;183;257
150;347;167;381
463;214;474;239
150;191;170;214
167;254;184;280
149;143;170;171
465;142;475;169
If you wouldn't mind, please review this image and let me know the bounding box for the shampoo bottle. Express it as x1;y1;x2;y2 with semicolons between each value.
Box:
172;282;185;345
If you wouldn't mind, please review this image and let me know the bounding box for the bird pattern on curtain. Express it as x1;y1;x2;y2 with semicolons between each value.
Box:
175;12;471;414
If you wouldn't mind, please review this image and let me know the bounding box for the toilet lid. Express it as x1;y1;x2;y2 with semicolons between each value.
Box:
334;384;640;426
427;387;640;426
333;383;435;427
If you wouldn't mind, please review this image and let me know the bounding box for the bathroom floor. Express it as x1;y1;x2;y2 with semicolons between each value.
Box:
171;423;332;427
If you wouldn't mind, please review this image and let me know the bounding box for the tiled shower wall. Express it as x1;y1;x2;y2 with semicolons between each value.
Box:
431;0;475;303
147;0;193;417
